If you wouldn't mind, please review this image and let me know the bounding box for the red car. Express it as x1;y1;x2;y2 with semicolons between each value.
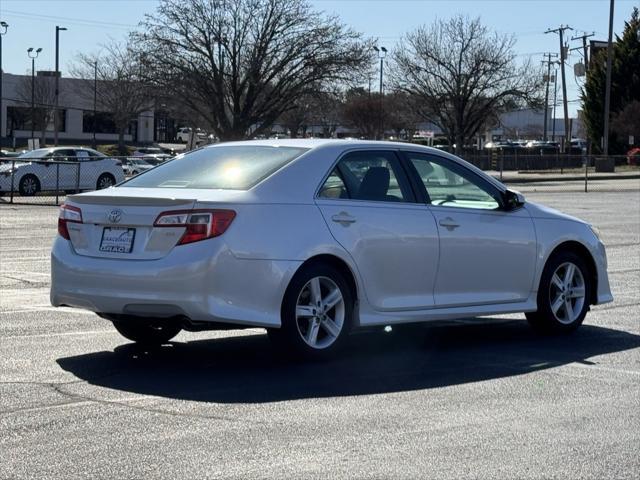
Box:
627;147;640;165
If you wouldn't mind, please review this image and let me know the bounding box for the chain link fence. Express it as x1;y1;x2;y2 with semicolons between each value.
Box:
1;151;638;206
0;156;160;206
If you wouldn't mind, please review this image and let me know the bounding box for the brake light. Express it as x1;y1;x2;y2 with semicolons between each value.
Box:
154;209;236;245
58;204;83;240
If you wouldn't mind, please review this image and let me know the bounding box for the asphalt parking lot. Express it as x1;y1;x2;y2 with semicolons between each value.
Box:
1;181;639;479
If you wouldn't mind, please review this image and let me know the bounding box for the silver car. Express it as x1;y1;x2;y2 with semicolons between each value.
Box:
51;140;612;358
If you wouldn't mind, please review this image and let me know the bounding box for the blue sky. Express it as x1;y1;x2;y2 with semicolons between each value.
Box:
1;0;638;117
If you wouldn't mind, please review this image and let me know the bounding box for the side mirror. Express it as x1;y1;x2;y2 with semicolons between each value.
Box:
503;189;525;211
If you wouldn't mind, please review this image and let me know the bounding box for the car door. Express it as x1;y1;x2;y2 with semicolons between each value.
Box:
50;149;79;190
75;149;99;189
315;150;439;311
401;151;537;307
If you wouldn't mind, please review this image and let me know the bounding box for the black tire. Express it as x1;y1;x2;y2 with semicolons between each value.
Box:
112;318;182;345
526;250;592;333
96;173;115;190
268;263;355;359
19;174;40;196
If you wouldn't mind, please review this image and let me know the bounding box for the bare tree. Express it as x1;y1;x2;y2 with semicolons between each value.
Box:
133;0;371;141
392;15;543;154
308;91;343;138
385;91;422;140
278;95;315;138
16;75;56;144
342;90;382;139
72;40;151;152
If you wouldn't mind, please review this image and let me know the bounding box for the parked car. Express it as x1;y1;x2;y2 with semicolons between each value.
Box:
51;140;612;358
176;127;207;143
0;147;124;196
176;127;192;143
131;147;172;164
121;157;154;176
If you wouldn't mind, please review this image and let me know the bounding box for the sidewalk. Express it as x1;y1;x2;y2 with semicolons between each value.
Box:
485;169;640;184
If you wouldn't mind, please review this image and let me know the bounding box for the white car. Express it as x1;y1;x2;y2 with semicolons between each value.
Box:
176;127;207;143
50;140;613;357
121;158;154;176
131;148;172;164
0;147;125;196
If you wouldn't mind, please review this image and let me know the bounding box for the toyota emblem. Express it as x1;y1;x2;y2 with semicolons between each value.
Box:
108;209;123;224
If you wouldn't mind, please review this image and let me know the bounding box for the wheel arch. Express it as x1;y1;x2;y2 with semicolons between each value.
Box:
545;240;598;305
282;254;361;327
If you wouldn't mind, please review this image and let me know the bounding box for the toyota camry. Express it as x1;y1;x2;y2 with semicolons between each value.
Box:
50;139;613;357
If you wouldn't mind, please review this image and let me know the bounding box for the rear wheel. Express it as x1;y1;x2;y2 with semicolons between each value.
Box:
268;263;354;359
96;173;115;190
526;251;592;333
112;318;182;345
19;174;40;196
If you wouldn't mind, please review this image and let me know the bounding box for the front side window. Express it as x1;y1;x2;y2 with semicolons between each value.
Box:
122;145;308;190
319;151;410;202
407;154;501;210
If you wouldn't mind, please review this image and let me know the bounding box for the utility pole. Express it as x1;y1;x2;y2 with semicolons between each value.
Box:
92;61;97;149
603;0;615;156
54;25;67;146
0;22;8;146
541;53;558;141
552;65;558;142
571;32;595;71
546;25;573;152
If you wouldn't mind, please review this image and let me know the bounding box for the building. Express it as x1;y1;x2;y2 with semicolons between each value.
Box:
0;72;155;147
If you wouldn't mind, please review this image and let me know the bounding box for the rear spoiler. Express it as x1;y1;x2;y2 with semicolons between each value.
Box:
67;195;196;207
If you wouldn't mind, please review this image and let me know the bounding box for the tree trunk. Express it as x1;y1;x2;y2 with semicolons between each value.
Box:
117;130;127;155
455;132;465;155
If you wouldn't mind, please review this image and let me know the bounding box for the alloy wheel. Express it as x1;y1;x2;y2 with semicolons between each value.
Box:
548;261;586;324
21;177;38;195
295;276;345;349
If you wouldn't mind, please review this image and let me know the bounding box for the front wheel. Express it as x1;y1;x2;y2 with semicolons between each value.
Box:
112;318;182;345
526;251;592;333
268;263;354;359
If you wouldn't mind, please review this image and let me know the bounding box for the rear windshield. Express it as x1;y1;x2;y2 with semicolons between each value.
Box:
121;145;309;190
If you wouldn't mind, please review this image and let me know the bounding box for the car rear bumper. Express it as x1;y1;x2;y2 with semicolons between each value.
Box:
50;237;301;327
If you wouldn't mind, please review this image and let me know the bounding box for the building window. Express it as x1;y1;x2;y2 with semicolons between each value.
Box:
6;106;65;134
83;111;137;139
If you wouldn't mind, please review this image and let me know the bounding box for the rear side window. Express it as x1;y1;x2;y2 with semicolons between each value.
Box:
319;150;411;202
122;145;309;190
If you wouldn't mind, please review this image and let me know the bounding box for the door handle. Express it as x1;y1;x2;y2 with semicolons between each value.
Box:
331;212;356;225
438;217;460;230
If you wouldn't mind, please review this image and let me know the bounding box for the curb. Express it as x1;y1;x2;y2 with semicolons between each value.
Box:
495;174;640;184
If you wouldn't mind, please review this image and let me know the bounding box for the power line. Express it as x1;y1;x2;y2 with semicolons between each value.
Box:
2;9;138;29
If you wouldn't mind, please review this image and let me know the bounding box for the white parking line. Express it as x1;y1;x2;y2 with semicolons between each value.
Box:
4;329;115;339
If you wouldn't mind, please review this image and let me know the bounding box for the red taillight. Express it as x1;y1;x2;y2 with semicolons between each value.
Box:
58;204;83;240
154;209;236;245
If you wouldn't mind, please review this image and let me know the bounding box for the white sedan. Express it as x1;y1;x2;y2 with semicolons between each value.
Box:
50;140;613;357
0;147;125;196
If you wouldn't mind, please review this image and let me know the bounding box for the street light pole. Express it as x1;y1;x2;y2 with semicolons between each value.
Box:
27;47;42;143
0;22;8;147
373;46;387;140
54;25;67;146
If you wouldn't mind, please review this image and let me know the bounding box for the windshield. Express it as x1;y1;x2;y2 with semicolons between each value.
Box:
122;145;308;190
